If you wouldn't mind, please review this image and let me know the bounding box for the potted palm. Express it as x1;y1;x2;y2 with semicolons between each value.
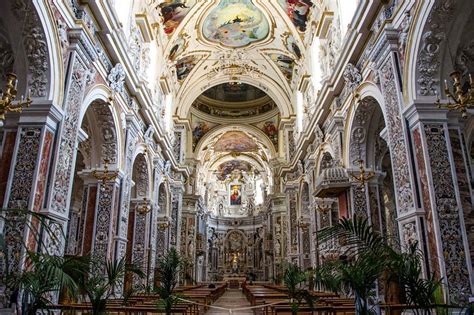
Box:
316;215;443;315
283;263;316;315
77;257;144;315
155;248;183;315
13;253;89;315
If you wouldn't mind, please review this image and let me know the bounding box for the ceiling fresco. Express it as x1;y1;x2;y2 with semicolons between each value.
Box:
214;131;258;152
176;55;199;82
202;0;270;47
278;0;314;32
202;83;267;102
216;160;253;181
158;0;197;35
270;54;295;81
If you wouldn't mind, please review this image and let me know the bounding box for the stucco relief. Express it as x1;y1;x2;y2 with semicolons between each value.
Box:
379;59;415;214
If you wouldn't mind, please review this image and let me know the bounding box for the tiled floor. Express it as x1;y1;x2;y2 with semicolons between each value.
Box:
206;289;254;315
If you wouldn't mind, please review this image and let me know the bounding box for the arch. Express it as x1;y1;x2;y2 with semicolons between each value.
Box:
406;0;474;101
80;85;123;167
317;152;335;175
157;181;170;217
195;124;278;159
32;0;64;105
176;76;293;119
0;0;62;104
131;153;151;200
346;96;386;168
345;83;387;167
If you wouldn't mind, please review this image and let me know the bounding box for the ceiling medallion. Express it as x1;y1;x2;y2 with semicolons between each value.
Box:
202;0;270;48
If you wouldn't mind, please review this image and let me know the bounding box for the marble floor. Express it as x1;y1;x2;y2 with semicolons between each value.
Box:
205;289;254;315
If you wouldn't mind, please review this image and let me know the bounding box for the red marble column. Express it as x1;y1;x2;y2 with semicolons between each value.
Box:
0;131;17;205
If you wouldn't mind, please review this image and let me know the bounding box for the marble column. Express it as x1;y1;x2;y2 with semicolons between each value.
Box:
406;104;473;302
44;28;97;256
284;187;299;263
114;116;140;263
130;198;152;288
271;195;288;282
170;185;184;250
1;104;62;273
370;28;425;267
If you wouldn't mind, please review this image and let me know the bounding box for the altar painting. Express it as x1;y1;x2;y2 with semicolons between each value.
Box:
229;185;242;206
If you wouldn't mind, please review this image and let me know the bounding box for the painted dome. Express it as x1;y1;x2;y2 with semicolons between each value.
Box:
202;0;270;47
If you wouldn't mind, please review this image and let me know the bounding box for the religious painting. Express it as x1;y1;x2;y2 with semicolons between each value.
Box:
214;131;258;152
283;33;302;59
169;35;187;61
270;54;295;81
278;0;314;32
191;115;216;150
229;184;242;206
202;0;270;47
157;0;197;35
217;160;252;181
175;55;198;82
264;119;279;146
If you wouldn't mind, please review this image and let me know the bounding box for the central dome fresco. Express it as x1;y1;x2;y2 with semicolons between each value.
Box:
202;0;270;47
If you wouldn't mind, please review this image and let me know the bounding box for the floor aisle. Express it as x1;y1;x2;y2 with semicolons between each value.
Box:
205;289;253;315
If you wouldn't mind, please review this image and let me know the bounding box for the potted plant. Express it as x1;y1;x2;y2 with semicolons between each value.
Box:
283;263;316;315
77;257;144;315
316;215;443;315
155;248;183;315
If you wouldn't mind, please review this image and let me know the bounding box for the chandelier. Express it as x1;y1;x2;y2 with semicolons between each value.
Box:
92;159;118;183
316;200;332;215
436;71;474;118
349;159;375;186
0;73;32;127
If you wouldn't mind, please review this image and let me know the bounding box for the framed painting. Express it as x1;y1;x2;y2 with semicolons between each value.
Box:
229;184;242;206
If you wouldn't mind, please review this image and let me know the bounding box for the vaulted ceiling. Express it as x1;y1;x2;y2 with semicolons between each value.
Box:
152;0;318;118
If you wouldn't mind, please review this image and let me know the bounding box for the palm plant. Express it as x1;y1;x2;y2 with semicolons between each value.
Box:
387;243;441;315
316;215;443;315
283;263;316;315
155;248;183;315
0;208;85;313
77;257;144;315
12;253;89;315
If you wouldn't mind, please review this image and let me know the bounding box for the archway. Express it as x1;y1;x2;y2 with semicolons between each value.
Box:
125;153;150;290
348;96;398;243
64;100;120;261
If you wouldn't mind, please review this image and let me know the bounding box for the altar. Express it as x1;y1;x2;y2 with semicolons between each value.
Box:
223;276;247;289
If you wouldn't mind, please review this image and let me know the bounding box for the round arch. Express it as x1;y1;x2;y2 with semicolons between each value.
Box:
405;0;474;102
344;82;387;167
195;124;278;160
80;84;124;167
176;75;293;118
32;0;64;105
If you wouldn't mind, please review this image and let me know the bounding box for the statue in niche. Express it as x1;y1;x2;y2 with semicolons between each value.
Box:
275;239;281;257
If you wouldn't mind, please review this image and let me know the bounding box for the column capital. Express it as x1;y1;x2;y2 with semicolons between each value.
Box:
18;102;64;130
404;102;450;127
